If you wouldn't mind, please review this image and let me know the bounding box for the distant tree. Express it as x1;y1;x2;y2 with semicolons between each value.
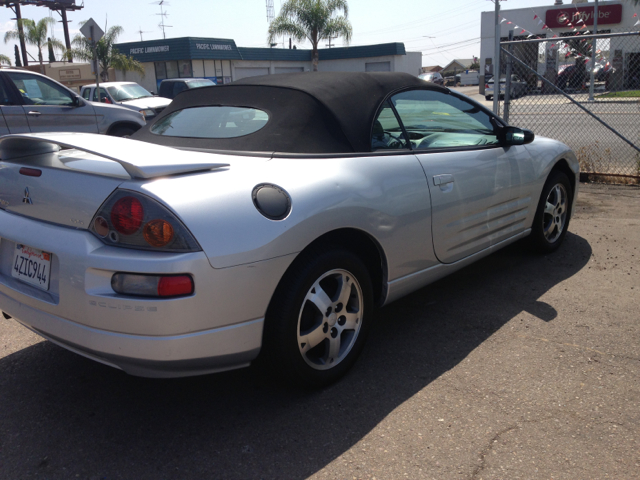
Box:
0;54;11;66
14;45;21;67
48;37;55;62
470;62;480;70
4;18;64;73
68;23;144;81
268;0;352;71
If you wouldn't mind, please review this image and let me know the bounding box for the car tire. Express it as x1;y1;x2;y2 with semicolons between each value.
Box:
109;126;138;138
529;170;573;253
261;247;374;388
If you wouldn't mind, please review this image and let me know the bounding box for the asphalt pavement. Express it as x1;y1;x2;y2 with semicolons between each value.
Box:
1;182;639;480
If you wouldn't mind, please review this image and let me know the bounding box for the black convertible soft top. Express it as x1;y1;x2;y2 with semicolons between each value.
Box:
132;72;448;154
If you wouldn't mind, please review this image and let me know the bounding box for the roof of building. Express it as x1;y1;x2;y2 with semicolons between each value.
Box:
422;65;443;72
115;37;408;63
132;72;447;154
442;59;476;71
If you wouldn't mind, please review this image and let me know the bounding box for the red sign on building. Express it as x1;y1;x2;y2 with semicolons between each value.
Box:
545;4;623;29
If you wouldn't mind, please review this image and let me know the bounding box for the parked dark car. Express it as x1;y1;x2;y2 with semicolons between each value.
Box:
158;78;216;99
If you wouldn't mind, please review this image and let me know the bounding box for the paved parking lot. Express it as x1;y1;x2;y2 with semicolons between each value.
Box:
1;182;639;480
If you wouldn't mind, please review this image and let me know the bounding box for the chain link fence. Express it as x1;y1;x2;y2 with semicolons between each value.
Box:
495;32;640;180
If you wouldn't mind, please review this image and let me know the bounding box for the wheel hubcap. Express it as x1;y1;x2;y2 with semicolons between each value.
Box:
297;269;363;370
543;183;568;244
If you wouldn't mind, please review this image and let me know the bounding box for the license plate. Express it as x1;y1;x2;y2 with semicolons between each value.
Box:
11;244;51;291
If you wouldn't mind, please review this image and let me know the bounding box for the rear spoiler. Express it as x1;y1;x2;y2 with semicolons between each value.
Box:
0;133;230;179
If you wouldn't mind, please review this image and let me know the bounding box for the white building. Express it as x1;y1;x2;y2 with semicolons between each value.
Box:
112;37;422;93
479;1;640;91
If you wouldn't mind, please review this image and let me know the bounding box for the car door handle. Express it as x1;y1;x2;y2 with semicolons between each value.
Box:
27;111;42;116
433;174;454;186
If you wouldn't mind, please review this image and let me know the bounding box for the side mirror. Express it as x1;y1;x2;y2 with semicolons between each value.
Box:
498;126;534;146
72;95;82;107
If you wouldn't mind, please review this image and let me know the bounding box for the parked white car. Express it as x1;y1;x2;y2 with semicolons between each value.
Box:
485;74;528;101
80;82;171;120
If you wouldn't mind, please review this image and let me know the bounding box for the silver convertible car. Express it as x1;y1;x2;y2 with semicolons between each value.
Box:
0;73;578;387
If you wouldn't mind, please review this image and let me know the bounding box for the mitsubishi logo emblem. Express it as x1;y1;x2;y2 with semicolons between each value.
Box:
22;187;33;205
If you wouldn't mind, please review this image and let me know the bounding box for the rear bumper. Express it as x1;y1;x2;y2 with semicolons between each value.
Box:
2;292;263;377
0;209;296;377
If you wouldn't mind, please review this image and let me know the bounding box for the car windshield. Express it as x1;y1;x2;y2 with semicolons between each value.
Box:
187;80;215;88
107;84;153;101
150;106;269;138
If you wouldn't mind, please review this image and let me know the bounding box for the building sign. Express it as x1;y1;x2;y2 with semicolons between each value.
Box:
195;43;233;51
545;4;622;29
130;45;169;55
59;68;81;80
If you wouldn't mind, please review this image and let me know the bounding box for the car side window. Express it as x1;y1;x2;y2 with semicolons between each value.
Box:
92;88;109;103
173;82;188;97
82;88;91;100
390;89;499;150
0;79;13;105
5;72;74;106
371;100;409;151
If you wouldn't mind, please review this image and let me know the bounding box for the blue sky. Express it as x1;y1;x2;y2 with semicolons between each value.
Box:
0;0;627;67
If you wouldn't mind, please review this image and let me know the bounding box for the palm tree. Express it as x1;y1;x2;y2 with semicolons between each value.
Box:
268;0;352;71
0;54;11;66
4;18;64;73
67;24;144;82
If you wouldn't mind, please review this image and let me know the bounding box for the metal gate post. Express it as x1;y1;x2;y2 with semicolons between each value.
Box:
492;0;501;115
503;30;514;124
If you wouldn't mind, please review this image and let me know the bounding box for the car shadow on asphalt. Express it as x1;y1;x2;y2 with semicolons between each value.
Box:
0;232;592;479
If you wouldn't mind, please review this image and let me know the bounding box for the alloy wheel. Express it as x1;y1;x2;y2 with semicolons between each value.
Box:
543;183;568;243
297;268;364;370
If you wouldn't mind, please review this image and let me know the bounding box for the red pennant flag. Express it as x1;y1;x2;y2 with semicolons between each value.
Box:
521;29;526;34
543;24;548;29
533;14;538;20
634;13;638;17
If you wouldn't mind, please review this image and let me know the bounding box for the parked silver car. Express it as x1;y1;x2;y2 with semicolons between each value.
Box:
485;74;528;101
0;69;145;136
418;71;444;85
0;72;578;387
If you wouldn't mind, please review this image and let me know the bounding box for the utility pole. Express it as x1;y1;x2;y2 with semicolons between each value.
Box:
59;7;72;62
493;0;502;115
588;0;598;101
8;2;29;66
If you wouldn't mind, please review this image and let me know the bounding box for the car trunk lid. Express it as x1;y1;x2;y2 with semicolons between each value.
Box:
0;133;230;229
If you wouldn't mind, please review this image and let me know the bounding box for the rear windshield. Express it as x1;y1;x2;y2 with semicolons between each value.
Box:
150;106;269;138
187;80;215;88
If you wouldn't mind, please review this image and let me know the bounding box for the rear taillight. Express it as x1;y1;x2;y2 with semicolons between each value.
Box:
90;190;200;252
111;273;194;298
111;196;144;234
485;84;489;89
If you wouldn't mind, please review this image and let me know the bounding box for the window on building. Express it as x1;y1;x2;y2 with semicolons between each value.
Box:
179;60;192;78
155;62;167;80
166;61;179;79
